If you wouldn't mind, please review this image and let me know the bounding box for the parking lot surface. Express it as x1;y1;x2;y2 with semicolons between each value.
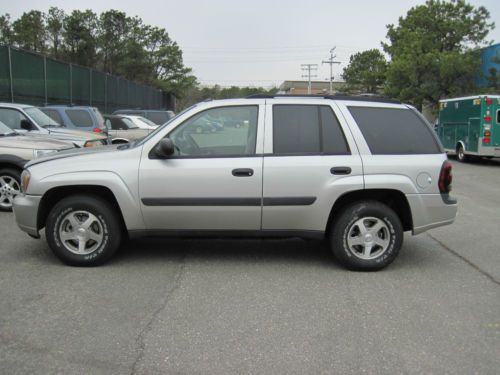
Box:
0;159;499;374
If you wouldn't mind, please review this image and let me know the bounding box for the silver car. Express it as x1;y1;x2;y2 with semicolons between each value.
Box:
13;96;457;270
0;103;108;148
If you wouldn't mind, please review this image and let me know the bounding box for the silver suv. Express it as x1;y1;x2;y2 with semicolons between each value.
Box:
13;96;457;270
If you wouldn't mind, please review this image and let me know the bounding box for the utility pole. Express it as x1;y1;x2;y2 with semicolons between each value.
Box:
322;47;341;94
301;64;318;95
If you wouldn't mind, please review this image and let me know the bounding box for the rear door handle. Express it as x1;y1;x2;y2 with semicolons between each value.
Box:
330;167;352;175
232;168;254;177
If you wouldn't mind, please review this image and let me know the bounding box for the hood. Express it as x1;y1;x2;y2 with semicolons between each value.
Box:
46;127;107;141
0;134;76;150
121;129;151;140
25;143;124;168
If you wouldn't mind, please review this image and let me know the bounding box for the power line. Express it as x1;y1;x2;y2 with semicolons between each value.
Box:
322;47;341;94
301;64;318;94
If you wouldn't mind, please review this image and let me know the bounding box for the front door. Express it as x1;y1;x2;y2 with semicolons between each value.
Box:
139;104;265;231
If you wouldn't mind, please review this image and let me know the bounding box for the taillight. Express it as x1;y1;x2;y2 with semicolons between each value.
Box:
439;161;452;194
484;116;492;122
93;127;102;133
483;137;491;144
484;130;491;137
485;98;493;105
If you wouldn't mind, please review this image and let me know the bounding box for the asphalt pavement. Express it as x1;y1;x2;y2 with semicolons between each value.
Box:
0;158;499;374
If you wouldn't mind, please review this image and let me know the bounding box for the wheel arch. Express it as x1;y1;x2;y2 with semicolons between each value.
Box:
0;155;27;171
37;185;127;233
326;189;413;234
111;138;130;144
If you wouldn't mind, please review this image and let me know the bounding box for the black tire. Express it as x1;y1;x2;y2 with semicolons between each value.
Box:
330;201;403;271
46;195;122;266
456;144;468;162
0;168;21;212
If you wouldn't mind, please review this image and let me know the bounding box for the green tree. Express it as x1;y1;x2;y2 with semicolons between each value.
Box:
12;10;46;53
383;0;494;110
484;51;500;90
342;49;387;93
63;10;98;66
98;10;130;74
45;7;65;59
0;14;13;45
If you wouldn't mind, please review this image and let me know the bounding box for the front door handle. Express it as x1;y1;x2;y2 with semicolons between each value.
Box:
331;167;352;175
232;168;254;177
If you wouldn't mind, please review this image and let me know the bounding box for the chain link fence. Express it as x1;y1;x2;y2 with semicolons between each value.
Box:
0;45;175;113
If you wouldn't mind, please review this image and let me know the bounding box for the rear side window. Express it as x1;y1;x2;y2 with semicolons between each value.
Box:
497;109;500;124
273;105;349;155
41;109;63;125
65;109;93;127
349;107;441;154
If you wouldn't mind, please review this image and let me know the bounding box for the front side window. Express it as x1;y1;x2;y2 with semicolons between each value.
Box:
0;108;29;130
168;106;258;157
65;109;93;127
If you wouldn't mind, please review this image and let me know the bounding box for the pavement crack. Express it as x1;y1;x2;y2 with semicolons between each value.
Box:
129;255;186;375
427;233;500;286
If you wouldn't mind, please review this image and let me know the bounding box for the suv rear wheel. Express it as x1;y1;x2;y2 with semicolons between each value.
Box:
330;201;403;271
46;195;122;266
0;168;21;212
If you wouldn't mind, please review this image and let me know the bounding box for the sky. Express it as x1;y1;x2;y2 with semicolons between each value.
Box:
3;0;500;88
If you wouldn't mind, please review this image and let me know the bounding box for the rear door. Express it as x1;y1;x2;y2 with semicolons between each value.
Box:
261;99;364;233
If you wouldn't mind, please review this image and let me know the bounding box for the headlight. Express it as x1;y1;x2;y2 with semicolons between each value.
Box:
21;170;31;193
33;149;56;158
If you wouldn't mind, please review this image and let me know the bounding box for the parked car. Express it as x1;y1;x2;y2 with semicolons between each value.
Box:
0;103;108;148
13;95;457;270
120;115;157;130
104;115;151;143
0;121;76;211
113;109;175;125
39;105;108;135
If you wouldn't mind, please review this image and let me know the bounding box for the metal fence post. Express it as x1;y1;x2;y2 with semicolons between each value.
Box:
43;56;47;105
7;46;14;103
89;69;92;106
69;63;72;104
104;74;107;114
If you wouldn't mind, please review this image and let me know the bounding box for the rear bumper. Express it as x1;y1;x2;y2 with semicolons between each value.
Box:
406;193;458;235
13;194;41;238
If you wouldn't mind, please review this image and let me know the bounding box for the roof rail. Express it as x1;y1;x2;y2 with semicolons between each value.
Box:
245;94;401;104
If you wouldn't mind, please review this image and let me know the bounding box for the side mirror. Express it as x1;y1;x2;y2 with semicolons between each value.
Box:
155;138;176;158
20;119;33;131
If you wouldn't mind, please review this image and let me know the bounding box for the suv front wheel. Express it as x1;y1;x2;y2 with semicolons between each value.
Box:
46;195;122;266
331;201;403;271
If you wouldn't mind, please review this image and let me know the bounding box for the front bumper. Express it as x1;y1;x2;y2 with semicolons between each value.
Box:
406;193;458;235
13;194;41;238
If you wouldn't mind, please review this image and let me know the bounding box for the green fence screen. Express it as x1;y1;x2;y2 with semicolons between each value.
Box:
0;45;174;113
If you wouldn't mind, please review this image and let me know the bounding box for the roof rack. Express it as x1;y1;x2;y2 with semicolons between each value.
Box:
245;94;401;104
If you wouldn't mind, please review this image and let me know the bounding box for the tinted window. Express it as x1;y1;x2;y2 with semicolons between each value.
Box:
148;112;169;125
65;109;93;127
40;109;63;125
168;106;258;157
273;105;320;154
273;105;349;155
320;106;350;154
349;107;442;154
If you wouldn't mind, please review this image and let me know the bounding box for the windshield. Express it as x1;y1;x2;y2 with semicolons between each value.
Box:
93;107;106;128
0;121;16;135
136;116;157;127
25;107;61;127
122;117;139;129
135;105;197;147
